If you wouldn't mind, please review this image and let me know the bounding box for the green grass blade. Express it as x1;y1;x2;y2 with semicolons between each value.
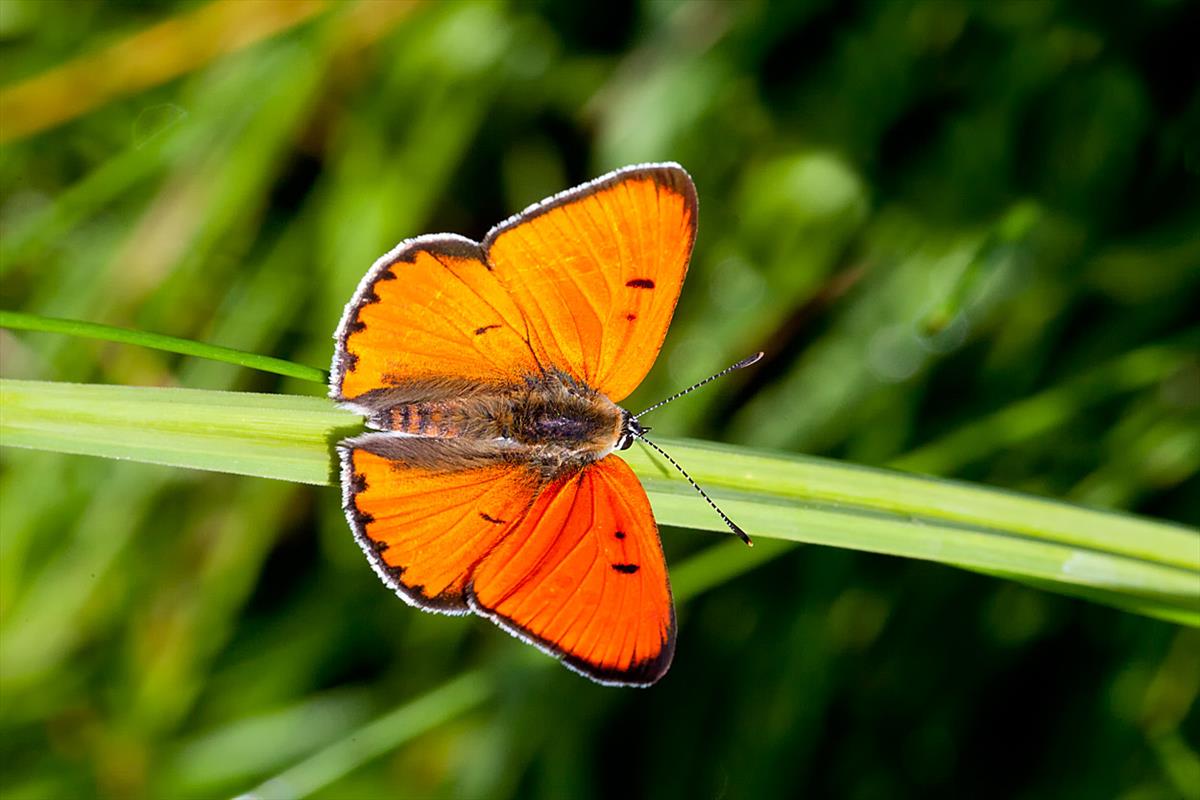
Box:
627;441;1199;571
0;311;327;384
2;379;1196;625
235;671;493;800
0;379;354;485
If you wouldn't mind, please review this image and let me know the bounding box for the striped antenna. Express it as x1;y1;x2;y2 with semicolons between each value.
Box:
631;351;763;546
634;352;763;419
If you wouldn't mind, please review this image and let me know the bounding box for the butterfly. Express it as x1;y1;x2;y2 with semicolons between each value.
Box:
329;163;754;687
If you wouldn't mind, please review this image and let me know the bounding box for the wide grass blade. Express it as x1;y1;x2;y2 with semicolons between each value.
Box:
2;378;1196;625
0;379;350;484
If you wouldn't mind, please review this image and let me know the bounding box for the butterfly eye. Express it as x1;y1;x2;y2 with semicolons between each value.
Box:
615;414;647;451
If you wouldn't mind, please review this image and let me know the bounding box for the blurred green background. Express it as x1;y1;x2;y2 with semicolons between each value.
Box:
1;0;1198;797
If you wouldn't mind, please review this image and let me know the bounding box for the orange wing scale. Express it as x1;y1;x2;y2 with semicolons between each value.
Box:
333;234;537;404
470;457;674;686
484;166;696;402
344;447;539;613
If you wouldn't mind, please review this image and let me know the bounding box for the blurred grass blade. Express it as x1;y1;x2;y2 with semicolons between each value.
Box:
235;671;492;800
2;379;1197;625
892;333;1199;475
0;0;330;144
0;311;327;384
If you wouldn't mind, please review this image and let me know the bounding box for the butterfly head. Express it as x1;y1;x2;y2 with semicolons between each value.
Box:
616;411;648;451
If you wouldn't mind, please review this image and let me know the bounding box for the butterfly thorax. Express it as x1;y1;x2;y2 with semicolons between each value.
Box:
372;370;627;475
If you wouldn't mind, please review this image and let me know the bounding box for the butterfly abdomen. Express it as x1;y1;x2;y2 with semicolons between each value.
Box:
376;385;622;465
386;402;471;437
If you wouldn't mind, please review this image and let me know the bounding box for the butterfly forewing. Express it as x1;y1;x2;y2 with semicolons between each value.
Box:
483;165;696;403
332;234;537;406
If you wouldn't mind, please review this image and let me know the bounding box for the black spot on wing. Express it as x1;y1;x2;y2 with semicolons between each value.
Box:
625;313;637;321
614;530;626;540
612;563;640;574
474;324;502;335
626;278;655;289
480;513;506;525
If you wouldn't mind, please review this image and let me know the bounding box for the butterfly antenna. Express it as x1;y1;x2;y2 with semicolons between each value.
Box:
633;433;753;547
634;352;764;419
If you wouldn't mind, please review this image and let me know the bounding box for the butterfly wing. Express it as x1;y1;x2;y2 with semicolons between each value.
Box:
468;455;675;686
482;162;697;403
341;435;540;613
344;439;675;685
331;234;539;410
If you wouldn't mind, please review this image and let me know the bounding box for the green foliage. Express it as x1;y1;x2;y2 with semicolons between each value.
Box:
1;1;1198;798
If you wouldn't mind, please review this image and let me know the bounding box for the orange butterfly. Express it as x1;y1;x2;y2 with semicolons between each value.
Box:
330;163;755;686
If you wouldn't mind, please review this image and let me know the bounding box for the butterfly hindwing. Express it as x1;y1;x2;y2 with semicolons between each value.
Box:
341;435;540;614
483;163;697;403
468;455;675;686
